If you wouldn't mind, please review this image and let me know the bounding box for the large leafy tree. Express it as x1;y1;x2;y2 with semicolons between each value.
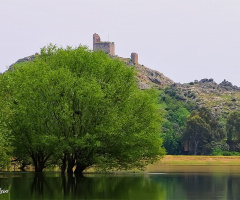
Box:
1;45;165;172
183;114;210;155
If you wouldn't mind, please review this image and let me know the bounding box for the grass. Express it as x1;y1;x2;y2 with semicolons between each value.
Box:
158;155;240;165
142;155;240;173
84;155;240;173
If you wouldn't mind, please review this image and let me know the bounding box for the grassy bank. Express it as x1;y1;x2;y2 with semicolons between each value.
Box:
142;155;240;173
158;155;240;166
84;155;240;173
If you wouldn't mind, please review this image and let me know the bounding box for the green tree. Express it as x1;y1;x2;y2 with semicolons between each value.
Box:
182;107;225;155
226;111;240;150
1;45;165;172
183;114;210;155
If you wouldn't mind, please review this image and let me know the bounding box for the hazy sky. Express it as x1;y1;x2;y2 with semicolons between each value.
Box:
1;0;240;85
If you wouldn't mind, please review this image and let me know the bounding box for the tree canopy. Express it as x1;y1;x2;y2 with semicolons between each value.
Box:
226;111;240;150
0;45;165;172
182;107;225;155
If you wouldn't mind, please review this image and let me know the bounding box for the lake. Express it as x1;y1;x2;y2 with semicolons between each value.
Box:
0;166;240;200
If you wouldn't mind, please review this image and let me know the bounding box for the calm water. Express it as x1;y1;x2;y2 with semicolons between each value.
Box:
0;166;240;200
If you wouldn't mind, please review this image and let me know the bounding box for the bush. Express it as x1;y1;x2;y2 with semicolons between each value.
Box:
222;151;240;156
211;148;223;156
211;148;240;156
236;143;240;152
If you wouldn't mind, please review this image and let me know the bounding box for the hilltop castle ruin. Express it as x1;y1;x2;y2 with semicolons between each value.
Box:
93;33;115;56
93;33;138;64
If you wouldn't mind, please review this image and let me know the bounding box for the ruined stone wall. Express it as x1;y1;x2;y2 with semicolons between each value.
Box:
93;33;115;55
109;42;115;55
93;33;100;51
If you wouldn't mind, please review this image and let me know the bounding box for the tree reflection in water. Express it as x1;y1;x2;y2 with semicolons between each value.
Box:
26;173;166;199
31;173;46;195
1;170;240;200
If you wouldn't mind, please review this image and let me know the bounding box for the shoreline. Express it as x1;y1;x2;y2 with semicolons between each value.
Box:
3;155;240;173
84;155;240;173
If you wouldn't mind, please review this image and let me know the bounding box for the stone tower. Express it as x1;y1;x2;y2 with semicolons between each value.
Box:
93;33;115;55
131;52;138;64
93;33;101;50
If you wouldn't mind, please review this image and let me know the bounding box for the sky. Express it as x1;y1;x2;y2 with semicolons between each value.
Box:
1;0;240;85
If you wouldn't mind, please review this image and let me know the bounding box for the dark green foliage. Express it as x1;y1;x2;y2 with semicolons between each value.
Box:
182;107;225;155
160;92;195;154
211;149;240;156
161;85;227;155
205;141;229;156
0;75;13;169
226;111;240;150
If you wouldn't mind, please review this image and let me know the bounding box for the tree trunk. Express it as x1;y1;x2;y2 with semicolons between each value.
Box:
67;156;75;173
35;162;45;172
194;141;199;155
61;154;67;173
31;153;50;172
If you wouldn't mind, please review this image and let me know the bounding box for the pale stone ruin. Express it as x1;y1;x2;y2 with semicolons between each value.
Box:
93;33;138;64
93;33;115;55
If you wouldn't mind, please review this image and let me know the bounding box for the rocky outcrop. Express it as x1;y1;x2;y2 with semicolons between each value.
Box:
121;58;174;89
166;78;240;116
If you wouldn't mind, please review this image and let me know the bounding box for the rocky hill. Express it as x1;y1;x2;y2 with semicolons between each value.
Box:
9;54;38;68
115;57;174;89
165;78;240;116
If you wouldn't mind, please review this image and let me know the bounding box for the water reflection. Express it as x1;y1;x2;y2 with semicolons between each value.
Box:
0;167;240;200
